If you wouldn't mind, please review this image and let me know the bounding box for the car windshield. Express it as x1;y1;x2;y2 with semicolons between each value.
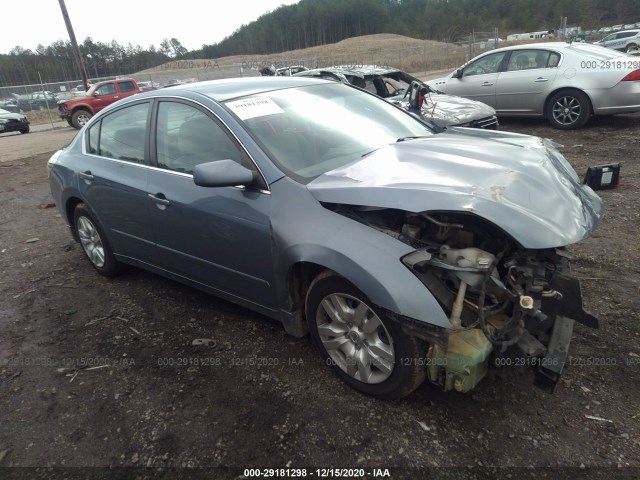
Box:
570;43;629;59
225;83;434;181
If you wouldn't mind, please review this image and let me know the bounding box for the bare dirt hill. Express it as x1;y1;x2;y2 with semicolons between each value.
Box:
133;34;467;85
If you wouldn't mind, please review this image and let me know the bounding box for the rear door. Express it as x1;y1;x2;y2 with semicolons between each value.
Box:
495;49;560;113
116;80;139;100
79;101;155;261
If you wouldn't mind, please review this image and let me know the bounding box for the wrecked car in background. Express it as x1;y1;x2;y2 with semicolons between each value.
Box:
0;108;30;134
48;77;602;399
260;65;309;76
294;65;498;129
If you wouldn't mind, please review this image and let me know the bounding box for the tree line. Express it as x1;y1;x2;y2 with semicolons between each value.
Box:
0;37;187;87
194;0;640;57
2;0;639;87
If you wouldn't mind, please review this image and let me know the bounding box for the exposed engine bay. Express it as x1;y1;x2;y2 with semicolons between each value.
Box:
326;204;599;393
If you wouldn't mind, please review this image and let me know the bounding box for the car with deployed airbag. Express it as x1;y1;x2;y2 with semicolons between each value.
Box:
295;65;499;129
48;77;603;398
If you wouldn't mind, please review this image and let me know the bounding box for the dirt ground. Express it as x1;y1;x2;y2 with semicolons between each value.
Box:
0;113;639;479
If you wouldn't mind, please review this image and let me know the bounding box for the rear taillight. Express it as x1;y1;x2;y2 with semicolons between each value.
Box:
622;69;640;81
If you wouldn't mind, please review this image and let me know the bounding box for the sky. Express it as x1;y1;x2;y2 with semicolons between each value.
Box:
0;0;300;54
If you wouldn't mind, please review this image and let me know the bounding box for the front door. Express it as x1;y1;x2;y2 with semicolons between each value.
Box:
91;83;119;113
146;100;277;309
445;51;508;108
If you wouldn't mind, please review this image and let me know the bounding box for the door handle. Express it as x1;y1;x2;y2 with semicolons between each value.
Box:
79;171;94;181
114;96;119;99
148;193;171;206
481;82;494;86
534;77;549;82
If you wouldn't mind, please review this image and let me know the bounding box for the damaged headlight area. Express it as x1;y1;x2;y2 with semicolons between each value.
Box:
326;204;598;393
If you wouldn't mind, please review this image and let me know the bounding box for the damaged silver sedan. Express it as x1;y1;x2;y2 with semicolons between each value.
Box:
48;77;603;399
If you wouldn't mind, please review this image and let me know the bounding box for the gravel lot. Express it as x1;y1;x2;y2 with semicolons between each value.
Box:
1;116;639;478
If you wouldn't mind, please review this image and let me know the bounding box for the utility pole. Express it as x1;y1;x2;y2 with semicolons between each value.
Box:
58;0;90;90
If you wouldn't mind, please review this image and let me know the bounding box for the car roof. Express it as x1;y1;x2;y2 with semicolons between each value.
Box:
306;65;402;76
155;76;333;102
489;42;573;52
481;41;629;55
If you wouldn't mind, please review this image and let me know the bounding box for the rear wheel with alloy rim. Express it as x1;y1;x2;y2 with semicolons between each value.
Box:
73;203;122;276
306;274;428;399
546;90;591;130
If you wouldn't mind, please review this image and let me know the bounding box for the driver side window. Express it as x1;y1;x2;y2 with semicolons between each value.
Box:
155;101;242;174
463;52;507;77
95;84;117;96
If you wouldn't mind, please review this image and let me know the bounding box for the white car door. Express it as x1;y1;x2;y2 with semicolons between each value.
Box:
442;51;508;108
495;49;560;114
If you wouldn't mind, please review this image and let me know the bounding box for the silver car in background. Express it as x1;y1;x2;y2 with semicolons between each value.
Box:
429;42;640;129
593;29;640;53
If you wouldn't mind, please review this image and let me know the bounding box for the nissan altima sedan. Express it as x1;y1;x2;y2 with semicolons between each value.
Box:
428;42;640;129
48;77;603;398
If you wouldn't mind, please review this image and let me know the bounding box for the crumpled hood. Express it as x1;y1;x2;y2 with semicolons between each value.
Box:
307;129;604;249
390;93;496;125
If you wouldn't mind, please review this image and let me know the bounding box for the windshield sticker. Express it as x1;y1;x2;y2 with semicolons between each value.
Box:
227;96;284;120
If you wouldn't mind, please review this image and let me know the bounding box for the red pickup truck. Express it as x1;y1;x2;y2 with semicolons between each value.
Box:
59;78;151;129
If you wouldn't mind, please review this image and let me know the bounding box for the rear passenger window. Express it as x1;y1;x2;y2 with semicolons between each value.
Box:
94;103;149;163
88;121;99;154
118;81;136;93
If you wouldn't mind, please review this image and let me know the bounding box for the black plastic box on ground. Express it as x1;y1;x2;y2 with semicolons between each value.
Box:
583;163;620;190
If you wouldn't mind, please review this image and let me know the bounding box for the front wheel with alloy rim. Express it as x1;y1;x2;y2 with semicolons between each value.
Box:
73;203;123;276
546;90;591;130
306;274;428;399
71;109;93;129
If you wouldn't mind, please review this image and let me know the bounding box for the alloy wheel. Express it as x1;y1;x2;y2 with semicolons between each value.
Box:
552;95;581;126
77;216;106;268
315;293;395;384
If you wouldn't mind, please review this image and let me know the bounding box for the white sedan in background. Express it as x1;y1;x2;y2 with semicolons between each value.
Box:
429;42;640;129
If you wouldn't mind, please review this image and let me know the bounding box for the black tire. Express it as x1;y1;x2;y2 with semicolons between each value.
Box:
306;274;427;399
546;90;591;130
71;109;92;129
20;126;30;134
66;118;74;127
73;203;123;277
626;43;638;53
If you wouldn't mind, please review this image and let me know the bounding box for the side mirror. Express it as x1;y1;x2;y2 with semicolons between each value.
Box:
452;69;463;79
193;160;255;188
